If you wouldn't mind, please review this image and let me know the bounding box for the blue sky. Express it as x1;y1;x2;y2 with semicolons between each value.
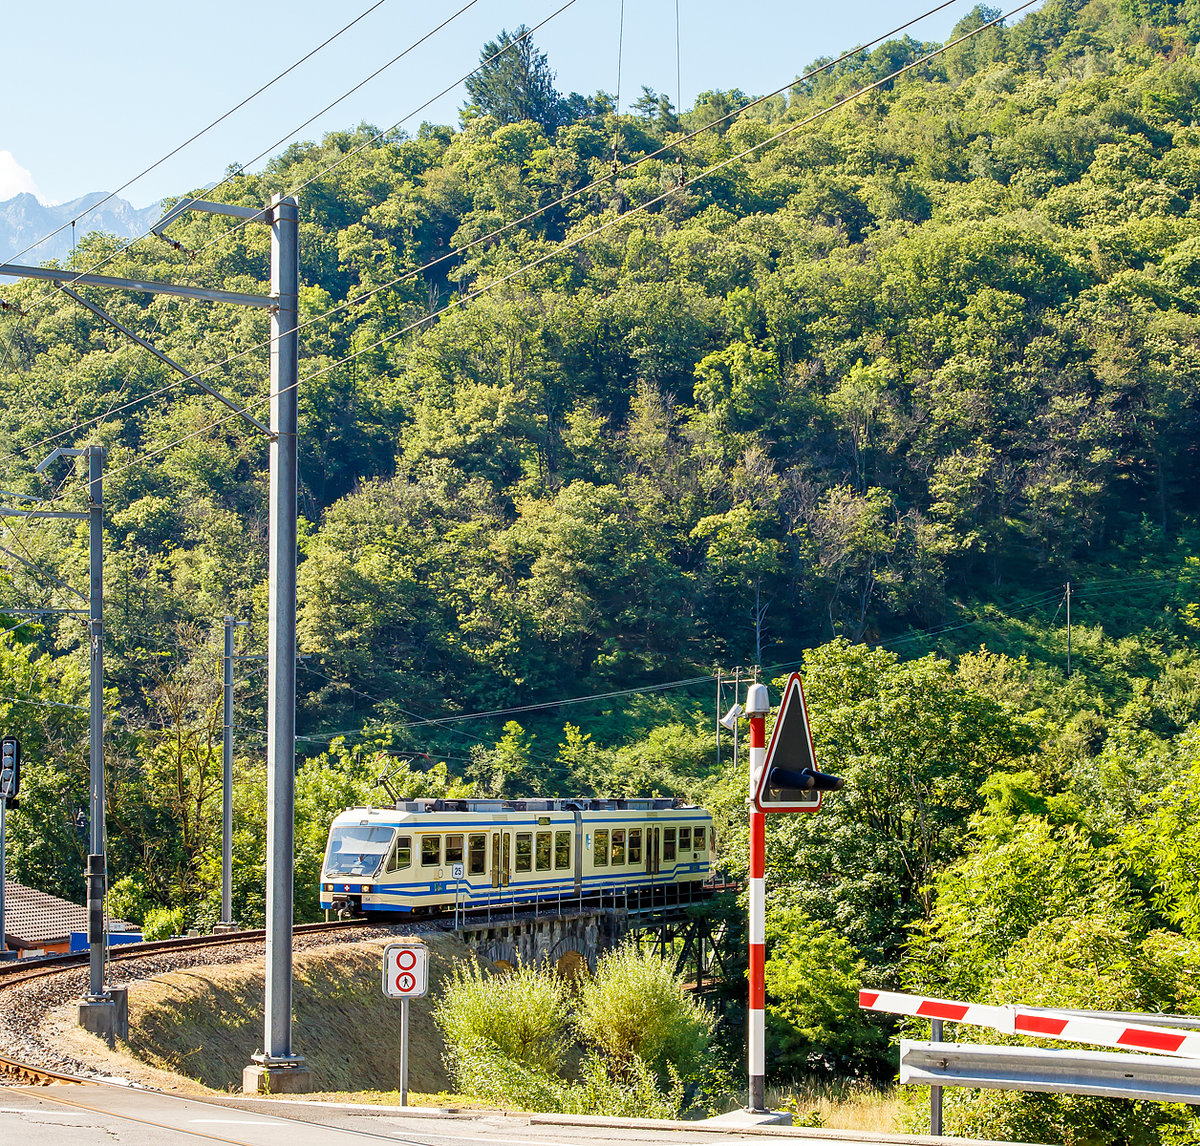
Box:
2;0;1044;208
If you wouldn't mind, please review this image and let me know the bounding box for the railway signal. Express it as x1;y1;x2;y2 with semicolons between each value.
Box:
0;737;19;807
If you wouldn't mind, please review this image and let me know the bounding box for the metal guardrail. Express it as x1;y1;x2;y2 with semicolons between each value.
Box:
863;990;1200;1134
902;1039;1200;1105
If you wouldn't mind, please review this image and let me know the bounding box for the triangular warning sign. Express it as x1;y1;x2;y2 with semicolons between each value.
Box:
753;672;822;813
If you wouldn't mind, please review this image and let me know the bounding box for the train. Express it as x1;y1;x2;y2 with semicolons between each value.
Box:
320;796;715;916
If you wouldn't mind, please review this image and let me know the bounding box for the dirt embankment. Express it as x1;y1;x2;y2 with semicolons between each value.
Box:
54;931;465;1094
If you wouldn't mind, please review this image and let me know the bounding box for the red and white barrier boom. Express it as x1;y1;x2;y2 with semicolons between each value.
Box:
860;989;1200;1058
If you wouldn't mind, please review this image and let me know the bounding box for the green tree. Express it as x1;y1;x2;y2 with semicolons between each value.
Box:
462;27;566;131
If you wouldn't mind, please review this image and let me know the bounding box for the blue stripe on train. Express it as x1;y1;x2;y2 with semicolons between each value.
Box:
321;867;711;907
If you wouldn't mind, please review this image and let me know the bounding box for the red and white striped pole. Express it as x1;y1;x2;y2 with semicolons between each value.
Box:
745;681;770;1113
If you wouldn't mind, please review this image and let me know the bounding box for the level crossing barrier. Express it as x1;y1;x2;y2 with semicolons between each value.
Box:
860;989;1200;1135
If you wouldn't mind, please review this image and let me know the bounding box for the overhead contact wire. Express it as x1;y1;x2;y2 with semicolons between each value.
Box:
1;0;397;271
0;0;965;472
3;0;488;323
84;0;1036;494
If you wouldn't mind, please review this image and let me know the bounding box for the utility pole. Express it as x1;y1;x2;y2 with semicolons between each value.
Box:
2;196;305;1085
85;445;107;1008
745;682;770;1114
0;736;18;962
1066;581;1072;679
253;193;308;1093
715;669;722;768
2;446;120;1037
0;796;8;962
217;616;249;933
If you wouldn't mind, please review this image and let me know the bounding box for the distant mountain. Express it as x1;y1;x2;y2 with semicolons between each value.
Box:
0;191;163;265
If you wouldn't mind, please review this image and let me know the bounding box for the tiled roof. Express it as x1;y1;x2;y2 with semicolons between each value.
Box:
3;880;131;947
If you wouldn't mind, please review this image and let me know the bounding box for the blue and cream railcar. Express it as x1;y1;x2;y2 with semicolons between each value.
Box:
320;797;714;916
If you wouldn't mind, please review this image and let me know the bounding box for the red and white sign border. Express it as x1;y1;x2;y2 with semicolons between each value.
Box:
382;942;429;999
752;671;821;814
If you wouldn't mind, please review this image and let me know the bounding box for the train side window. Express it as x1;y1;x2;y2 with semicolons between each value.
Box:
628;829;642;864
554;830;571;868
515;832;533;872
611;829;626;865
387;835;411;872
446;834;464;864
594;829;609;866
468;834;487;875
536;831;552;871
663;828;676;862
421;836;441;866
679;827;691;852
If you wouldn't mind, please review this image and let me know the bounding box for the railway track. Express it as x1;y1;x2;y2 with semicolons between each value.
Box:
0;889;735;1088
0;918;372;1085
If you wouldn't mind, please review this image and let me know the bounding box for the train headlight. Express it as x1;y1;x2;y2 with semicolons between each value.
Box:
322;883;333;892
362;884;373;893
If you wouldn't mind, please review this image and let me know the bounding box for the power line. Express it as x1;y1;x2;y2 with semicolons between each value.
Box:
0;0;967;475
1;0;489;328
189;1;586;260
0;692;87;712
0;0;397;272
50;0;1034;497
298;661;563;764
292;670;718;745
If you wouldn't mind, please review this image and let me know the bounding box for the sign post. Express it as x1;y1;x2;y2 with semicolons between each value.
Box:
382;943;429;1105
744;683;770;1113
744;674;843;1114
451;862;465;928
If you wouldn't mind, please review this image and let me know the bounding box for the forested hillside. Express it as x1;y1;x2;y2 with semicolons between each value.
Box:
7;0;1200;1137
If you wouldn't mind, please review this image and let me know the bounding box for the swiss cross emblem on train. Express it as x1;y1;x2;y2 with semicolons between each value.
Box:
382;943;429;998
752;672;822;814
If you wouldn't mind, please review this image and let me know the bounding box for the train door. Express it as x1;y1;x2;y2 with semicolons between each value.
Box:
491;830;512;901
646;825;660;906
646;826;660;875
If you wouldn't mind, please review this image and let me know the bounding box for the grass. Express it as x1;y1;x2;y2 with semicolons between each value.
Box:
711;1078;898;1133
118;933;464;1093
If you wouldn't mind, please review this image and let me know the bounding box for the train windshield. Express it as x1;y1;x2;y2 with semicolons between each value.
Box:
324;825;395;878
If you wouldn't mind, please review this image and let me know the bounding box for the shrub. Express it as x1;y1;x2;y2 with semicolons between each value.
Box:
446;1038;683;1119
434;957;569;1073
141;905;187;941
574;945;714;1085
763;906;889;1078
106;876;151;926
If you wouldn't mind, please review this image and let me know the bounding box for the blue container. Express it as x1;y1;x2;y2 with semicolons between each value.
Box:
69;931;143;952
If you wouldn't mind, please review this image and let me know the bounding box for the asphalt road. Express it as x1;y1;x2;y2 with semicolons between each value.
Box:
0;1083;1016;1146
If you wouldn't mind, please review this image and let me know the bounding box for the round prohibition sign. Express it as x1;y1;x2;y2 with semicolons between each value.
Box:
394;949;418;972
395;971;416;993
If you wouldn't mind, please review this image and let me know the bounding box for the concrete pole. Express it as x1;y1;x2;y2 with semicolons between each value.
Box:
87;444;106;999
746;682;769;1114
261;194;303;1071
222;616;234;928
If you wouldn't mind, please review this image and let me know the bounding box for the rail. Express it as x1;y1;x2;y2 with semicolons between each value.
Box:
0;919;370;1084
